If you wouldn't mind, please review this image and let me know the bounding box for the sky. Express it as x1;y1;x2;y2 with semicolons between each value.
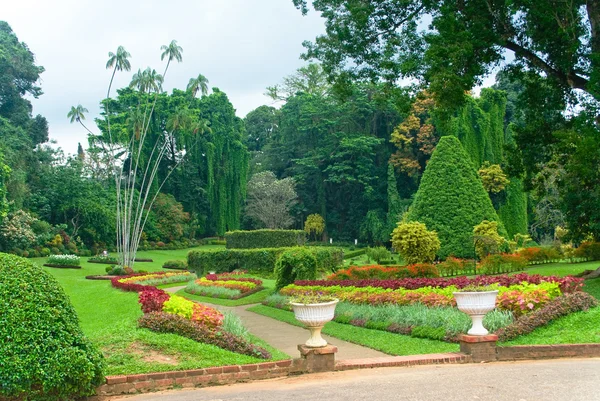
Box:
4;0;326;155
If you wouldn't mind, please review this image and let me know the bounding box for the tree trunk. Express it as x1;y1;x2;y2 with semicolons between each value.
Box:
582;266;600;279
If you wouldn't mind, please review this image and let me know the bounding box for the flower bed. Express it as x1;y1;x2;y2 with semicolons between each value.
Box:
281;280;565;314
111;271;270;358
328;264;439;280
184;273;264;300
296;273;582;292
44;254;81;268
112;271;195;291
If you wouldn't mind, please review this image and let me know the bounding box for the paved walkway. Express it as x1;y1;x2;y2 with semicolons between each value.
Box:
165;286;388;360
113;358;600;401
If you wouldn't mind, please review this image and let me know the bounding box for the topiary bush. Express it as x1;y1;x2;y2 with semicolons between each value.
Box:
407;136;506;258
0;253;104;400
366;246;391;264
275;248;318;290
391;221;440;264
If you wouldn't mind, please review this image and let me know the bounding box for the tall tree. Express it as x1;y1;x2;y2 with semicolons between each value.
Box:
245;171;297;229
105;45;131;97
292;0;600;106
187;74;209;98
67;104;93;134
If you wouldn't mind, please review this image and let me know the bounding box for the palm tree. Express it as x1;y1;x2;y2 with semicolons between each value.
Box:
67;104;93;134
105;46;131;98
129;67;163;93
160;40;183;77
186;73;209;98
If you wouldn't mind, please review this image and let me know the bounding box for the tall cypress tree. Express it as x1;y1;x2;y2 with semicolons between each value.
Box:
407;136;506;258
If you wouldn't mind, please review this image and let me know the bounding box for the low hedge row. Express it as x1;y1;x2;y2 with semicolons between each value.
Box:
225;229;307;249
187;247;343;275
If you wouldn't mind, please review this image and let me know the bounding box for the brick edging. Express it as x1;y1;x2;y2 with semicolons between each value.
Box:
335;352;469;371
96;360;296;396
497;343;600;361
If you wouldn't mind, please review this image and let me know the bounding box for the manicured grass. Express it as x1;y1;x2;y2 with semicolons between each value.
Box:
248;304;459;355
37;247;288;376
500;307;600;346
524;261;599;277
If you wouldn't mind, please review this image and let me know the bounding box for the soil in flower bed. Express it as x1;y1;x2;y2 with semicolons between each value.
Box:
43;263;82;269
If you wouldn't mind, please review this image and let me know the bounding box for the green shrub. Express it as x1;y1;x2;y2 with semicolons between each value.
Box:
366;246;391;264
0;253;104;400
574;241;600;261
275;248;318;290
163;259;188;270
407;136;506;258
311;247;344;272
411;325;446;341
473;220;506;259
343;248;367;259
478;254;528;275
225;229;307;249
187;247;343;275
391;221;440;264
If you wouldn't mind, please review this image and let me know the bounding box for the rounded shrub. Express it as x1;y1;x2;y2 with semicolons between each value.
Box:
391;221;440;264
275;247;318;290
0;253;104;400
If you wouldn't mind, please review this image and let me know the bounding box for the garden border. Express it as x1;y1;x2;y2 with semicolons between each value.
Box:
93;341;600;397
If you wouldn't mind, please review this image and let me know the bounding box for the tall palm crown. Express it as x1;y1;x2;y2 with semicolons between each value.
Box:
129;68;163;93
67;104;93;134
106;46;131;98
106;46;131;71
67;104;88;123
160;40;183;76
187;73;209;98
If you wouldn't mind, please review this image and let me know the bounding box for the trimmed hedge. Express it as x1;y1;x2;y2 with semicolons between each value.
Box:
343;248;367;259
275;248;318;290
225;229;307;249
0;253;104;400
187;247;343;275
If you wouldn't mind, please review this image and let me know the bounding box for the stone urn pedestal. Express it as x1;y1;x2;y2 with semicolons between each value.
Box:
453;290;498;336
290;299;338;347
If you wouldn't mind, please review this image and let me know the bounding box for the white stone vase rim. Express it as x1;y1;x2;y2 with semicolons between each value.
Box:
289;299;339;307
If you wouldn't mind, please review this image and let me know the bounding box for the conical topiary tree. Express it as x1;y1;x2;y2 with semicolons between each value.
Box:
406;136;506;258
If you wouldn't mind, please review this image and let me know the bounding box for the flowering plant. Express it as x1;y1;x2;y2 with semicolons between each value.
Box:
289;292;338;304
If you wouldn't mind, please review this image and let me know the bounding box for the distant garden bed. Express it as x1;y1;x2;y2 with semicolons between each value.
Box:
185;272;264;300
43;263;82;269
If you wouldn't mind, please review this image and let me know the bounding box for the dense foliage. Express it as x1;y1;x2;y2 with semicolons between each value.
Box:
274;247;318;290
391;221;440;264
0;253;104;400
225;229;307;249
187;246;343;275
407;136;505;258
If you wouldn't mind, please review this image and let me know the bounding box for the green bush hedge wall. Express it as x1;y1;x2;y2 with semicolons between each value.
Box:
225;229;307;249
188;247;343;275
407;136;506;258
0;253;104;401
275;248;318;290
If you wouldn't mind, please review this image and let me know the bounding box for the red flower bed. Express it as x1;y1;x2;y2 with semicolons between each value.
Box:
139;288;170;313
295;273;583;293
110;272;170;292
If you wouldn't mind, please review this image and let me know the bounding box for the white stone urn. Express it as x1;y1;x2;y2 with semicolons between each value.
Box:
453;290;499;335
290;299;339;347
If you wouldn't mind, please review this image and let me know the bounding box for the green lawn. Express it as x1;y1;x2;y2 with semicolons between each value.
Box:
248;304;459;355
38;247;288;376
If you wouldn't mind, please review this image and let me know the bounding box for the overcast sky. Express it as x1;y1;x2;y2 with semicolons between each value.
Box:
4;0;326;155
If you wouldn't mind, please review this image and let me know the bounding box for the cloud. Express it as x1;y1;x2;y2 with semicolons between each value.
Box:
4;0;325;155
